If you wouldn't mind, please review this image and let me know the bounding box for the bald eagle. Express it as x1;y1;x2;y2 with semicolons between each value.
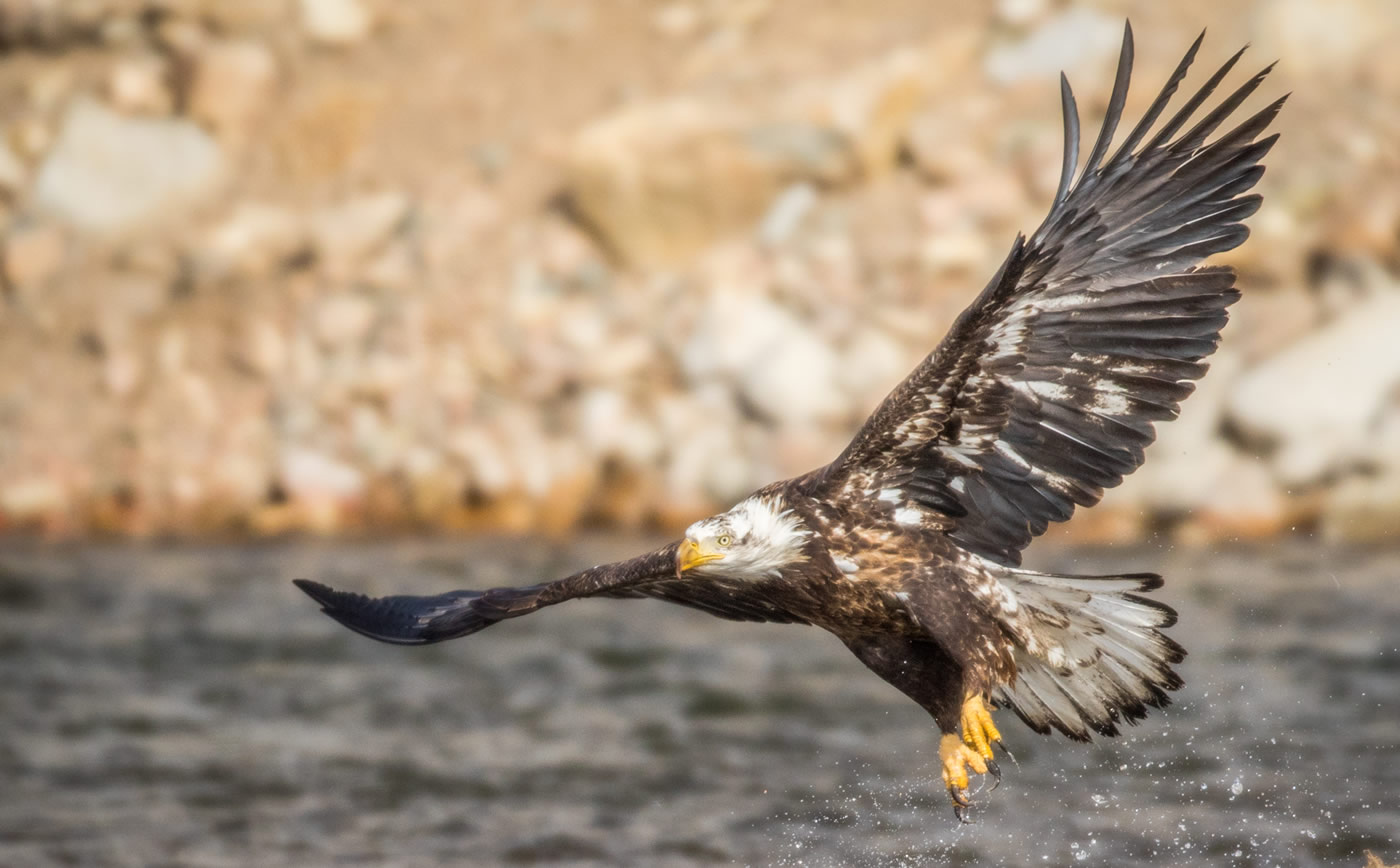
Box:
295;24;1282;820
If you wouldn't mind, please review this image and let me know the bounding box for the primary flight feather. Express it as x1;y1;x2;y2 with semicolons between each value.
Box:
295;23;1283;820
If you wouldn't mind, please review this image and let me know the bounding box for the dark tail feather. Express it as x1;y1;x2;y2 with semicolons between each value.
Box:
292;579;548;645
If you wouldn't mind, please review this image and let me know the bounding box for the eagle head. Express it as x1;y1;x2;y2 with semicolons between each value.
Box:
678;495;811;581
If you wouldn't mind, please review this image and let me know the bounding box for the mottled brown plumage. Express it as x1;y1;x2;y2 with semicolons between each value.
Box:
295;23;1281;820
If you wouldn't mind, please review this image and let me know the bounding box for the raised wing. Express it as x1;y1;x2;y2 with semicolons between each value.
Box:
813;24;1284;565
294;543;679;644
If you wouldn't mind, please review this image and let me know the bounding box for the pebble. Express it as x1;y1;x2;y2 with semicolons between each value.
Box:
0;139;25;195
187;40;279;140
105;54;173;116
197;203;308;281
299;0;374;47
311;192;410;279
35;98;224;234
313;292;378;349
2;222;66;294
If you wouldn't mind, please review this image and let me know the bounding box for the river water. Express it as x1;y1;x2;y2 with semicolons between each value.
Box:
0;538;1395;867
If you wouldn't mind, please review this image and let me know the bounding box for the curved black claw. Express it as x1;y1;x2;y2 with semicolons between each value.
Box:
949;785;972;823
953;799;973;824
994;739;1018;767
985;758;1002;791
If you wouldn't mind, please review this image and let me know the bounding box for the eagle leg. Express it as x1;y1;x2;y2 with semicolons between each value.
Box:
960;694;1005;768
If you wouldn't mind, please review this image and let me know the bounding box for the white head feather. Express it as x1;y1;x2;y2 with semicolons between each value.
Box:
684;495;811;581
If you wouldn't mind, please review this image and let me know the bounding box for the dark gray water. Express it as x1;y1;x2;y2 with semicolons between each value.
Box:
0;538;1395;867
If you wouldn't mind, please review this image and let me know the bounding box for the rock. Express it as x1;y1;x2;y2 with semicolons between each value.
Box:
35;98;224;234
2;222;66;295
983;7;1122;86
188;40;279;141
780;43;945;180
995;0;1049;27
198;203;308;281
0;139;25;196
240;318;288;378
1253;0;1393;80
10;117;52;162
1108;351;1243;513
575;387;662;466
565;100;786;266
655;383;752;508
313;292;377;348
1227;292;1400;486
680;291;846;424
563;33;970;266
652;2;701;38
299;0;374;46
105;54;173;116
279;446;365;502
0;476;66;523
310;192;410;279
837;326;911;410
1175;455;1290;545
757;182;818;247
103;350;142;397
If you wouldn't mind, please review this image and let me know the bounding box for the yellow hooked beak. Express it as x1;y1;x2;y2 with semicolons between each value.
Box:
678;538;724;572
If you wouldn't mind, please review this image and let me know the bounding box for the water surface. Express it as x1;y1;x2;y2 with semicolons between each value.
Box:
0;539;1395;866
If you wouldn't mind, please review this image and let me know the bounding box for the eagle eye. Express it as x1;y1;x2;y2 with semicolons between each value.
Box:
716;534;733;547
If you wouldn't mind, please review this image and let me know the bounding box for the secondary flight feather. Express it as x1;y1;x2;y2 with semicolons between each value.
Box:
295;23;1282;820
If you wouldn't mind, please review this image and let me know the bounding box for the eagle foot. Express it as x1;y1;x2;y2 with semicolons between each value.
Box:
939;733;990;822
960;694;1003;764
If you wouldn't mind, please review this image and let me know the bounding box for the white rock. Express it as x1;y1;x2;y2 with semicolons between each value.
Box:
313;292;377;348
299;0;374;46
35;98;224;234
1227;293;1400;486
576;387;662;466
105;54;172;115
279;446;365;501
680;291;846;424
995;0;1048;27
984;7;1122;85
198;203;307;280
652;2;701;38
0;476;66;520
757;182;818;247
311;192;410;279
1253;0;1393;80
837;326;911;409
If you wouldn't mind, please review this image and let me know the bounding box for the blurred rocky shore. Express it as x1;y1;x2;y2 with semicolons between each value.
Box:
0;0;1397;543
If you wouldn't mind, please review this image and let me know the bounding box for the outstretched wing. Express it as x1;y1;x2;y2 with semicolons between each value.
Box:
812;24;1284;565
599;578;811;624
293;543;679;645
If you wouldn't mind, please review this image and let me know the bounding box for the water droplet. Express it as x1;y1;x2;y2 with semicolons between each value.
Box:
1230;778;1243;796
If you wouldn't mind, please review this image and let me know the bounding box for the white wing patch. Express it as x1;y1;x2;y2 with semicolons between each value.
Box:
893;507;923;526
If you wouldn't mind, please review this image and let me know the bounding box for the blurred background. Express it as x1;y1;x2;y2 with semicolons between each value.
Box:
1;2;1398;867
0;0;1397;545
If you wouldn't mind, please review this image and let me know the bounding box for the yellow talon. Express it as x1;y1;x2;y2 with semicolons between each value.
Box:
939;733;987;790
960;694;1002;761
939;732;992;822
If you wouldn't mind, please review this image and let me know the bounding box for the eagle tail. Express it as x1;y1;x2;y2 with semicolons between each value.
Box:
989;569;1185;742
